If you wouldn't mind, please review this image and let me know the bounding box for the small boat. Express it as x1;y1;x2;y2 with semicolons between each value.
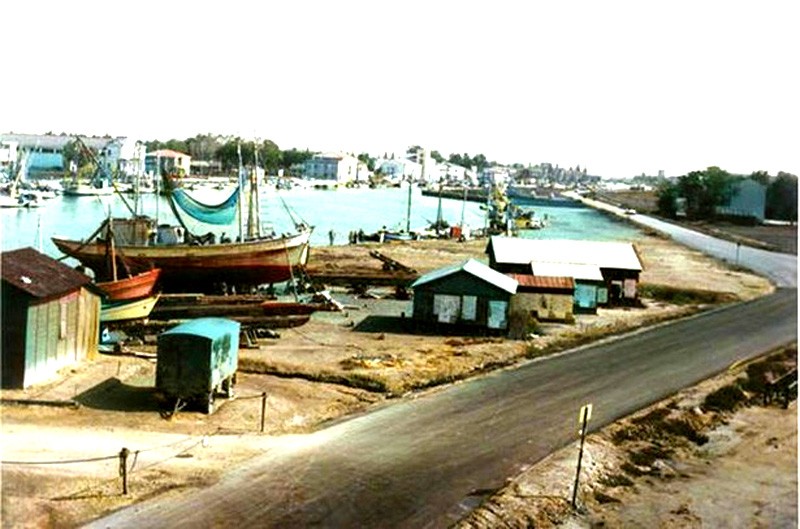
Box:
101;293;161;322
97;268;162;301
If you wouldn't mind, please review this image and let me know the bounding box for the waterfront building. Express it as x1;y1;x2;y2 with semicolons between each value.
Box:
303;152;367;186
716;178;766;222
0;133;146;178
145;148;192;177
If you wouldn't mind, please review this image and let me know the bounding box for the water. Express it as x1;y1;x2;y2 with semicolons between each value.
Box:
0;186;641;263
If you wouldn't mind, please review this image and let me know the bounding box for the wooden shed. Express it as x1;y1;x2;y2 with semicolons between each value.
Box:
411;258;518;333
1;248;102;388
508;274;575;322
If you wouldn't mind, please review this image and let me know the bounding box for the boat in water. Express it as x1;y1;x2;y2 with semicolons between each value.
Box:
53;146;313;293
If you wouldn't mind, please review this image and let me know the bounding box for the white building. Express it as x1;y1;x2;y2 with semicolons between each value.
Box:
304;152;365;185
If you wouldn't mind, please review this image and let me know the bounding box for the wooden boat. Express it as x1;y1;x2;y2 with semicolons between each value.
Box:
101;293;161;322
53;154;313;293
96;268;162;301
53;219;311;292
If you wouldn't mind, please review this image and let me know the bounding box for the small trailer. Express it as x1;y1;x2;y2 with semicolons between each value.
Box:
156;317;240;414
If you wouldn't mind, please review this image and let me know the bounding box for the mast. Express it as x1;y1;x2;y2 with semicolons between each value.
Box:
405;176;412;234
237;143;244;242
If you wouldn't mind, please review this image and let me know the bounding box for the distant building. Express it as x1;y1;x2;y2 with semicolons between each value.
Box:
411;258;518;333
485;236;643;308
717;178;766;222
303;152;365;186
377;158;422;184
479;166;510;188
0;133;145;178
145;149;192;177
1;248;102;389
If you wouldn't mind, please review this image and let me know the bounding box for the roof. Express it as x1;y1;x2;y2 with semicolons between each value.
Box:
147;149;189;158
1;247;95;299
412;258;518;294
161;317;241;340
510;274;574;290
487;236;642;271
531;262;604;281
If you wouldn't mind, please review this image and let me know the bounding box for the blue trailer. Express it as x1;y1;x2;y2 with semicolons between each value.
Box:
156;317;240;414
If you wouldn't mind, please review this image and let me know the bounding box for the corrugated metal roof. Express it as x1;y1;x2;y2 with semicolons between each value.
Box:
510;274;574;290
1;247;94;299
488;236;642;271
531;262;604;281
412;258;518;294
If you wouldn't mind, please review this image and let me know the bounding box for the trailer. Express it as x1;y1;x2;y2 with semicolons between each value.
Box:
156;317;240;414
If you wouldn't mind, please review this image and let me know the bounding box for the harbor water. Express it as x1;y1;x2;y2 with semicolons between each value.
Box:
0;186;641;264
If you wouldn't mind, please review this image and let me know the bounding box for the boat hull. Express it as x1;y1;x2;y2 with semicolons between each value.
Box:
101;294;161;322
53;230;312;293
96;268;162;301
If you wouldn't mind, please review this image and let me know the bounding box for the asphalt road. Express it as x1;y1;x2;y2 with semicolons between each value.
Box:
88;287;797;529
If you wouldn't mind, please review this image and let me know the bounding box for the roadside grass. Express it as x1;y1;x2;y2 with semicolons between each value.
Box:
638;284;739;305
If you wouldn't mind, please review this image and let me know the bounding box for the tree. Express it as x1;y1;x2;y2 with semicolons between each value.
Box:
61;138;96;173
674;166;735;219
656;180;679;217
766;172;798;221
430;150;445;163
357;153;375;172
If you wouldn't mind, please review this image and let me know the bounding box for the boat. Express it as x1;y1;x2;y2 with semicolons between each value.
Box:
101;293;161;322
97;268;162;301
53;143;313;293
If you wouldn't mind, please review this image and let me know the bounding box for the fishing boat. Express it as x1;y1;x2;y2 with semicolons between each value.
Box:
53;143;312;293
97;268;162;301
100;293;161;322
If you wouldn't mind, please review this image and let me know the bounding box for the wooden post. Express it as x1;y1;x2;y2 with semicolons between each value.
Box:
119;447;130;495
572;404;592;509
260;392;267;433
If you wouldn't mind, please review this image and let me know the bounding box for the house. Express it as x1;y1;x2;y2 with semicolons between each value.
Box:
508;274;575;325
377;158;422;184
145;149;192;177
716;178;766;222
486;236;643;307
302;152;365;186
411;258;518;333
1;248;102;388
0;133;146;178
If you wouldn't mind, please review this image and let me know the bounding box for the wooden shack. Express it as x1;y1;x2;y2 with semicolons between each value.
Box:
1;248;102;388
508;274;575;322
411;258;518;333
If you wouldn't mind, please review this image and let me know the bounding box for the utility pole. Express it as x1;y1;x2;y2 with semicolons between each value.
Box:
572;404;592;509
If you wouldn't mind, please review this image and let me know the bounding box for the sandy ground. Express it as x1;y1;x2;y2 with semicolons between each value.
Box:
0;226;789;528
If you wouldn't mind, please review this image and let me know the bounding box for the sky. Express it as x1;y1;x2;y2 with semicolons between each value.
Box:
1;1;797;178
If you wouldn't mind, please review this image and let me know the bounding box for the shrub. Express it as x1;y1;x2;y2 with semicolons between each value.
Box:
703;384;747;412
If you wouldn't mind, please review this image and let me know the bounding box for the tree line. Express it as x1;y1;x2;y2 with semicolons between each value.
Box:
656;166;797;222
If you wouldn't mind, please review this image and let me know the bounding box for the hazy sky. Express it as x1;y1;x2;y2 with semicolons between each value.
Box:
2;1;797;178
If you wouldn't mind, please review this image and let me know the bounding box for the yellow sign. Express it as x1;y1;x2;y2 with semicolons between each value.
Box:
578;404;593;424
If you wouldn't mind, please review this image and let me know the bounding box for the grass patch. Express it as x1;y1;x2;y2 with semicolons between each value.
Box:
639;284;738;305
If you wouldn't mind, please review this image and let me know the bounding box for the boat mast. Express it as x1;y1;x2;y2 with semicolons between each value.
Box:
405;176;412;234
237;143;244;242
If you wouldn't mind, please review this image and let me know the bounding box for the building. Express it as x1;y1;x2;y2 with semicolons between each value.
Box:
508;274;575;324
303;152;365;186
485;236;643;307
0;133;146;178
411;258;518;333
1;248;102;389
376;158;422;184
145;149;192;177
716;178;766;222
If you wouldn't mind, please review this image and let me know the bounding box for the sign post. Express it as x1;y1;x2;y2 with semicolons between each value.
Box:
571;404;592;509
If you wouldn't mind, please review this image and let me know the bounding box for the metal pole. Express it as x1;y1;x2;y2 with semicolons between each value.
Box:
119;447;130;495
571;415;589;509
260;392;267;433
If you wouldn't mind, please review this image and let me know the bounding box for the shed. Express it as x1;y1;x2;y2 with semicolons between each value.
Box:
486;236;642;305
411;258;518;332
530;262;606;313
508;274;575;323
2;248;102;388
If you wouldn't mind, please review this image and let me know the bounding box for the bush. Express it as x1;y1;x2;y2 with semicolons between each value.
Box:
703;384;747;412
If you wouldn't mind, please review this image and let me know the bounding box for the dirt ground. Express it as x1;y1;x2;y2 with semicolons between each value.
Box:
0;224;791;528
